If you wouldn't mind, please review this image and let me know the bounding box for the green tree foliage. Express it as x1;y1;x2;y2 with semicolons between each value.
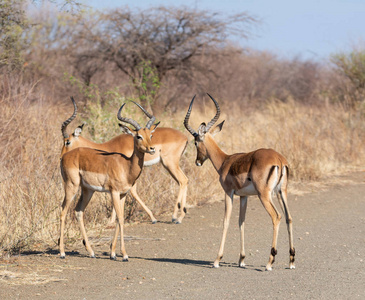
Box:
0;0;27;71
331;49;365;105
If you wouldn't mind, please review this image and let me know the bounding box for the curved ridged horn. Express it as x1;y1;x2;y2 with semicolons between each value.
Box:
131;101;156;129
61;96;77;138
117;103;142;131
205;93;220;132
183;95;198;137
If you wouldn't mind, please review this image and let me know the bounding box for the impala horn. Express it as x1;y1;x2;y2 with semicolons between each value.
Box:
183;95;199;137
61;96;77;139
204;93;220;133
130;101;156;129
117;103;142;130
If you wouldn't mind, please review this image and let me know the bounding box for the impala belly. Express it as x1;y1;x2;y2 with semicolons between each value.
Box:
82;179;109;193
234;181;257;196
80;171;109;192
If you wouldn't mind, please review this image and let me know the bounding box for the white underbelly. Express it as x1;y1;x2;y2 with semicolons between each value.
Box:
234;182;257;196
82;179;109;193
144;156;160;167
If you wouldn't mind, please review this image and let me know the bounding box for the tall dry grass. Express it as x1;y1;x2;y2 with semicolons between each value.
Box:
1;88;365;257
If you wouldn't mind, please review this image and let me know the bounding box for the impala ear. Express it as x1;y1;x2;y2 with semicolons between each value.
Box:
198;122;207;136
73;124;84;137
211;120;225;136
119;124;135;136
151;121;160;133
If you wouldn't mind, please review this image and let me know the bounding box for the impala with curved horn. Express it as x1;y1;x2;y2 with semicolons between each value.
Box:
184;94;295;271
60;102;159;260
61;97;188;224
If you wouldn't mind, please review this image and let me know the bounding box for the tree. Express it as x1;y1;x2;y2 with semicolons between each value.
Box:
0;0;82;72
331;48;365;106
72;6;258;111
0;0;27;71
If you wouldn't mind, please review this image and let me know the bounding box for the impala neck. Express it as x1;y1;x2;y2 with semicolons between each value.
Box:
204;134;228;173
128;140;145;183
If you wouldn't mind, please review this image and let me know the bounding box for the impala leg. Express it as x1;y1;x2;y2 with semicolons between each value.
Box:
108;208;117;226
238;196;248;268
214;192;233;268
108;184;157;224
277;188;295;269
162;160;188;224
75;188;95;258
259;191;282;271
59;184;78;258
129;184;157;224
110;192;128;261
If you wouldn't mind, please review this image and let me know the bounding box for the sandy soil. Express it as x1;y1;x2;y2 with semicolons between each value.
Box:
1;172;365;299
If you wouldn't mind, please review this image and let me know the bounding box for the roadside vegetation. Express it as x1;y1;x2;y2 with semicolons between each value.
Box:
1;1;364;256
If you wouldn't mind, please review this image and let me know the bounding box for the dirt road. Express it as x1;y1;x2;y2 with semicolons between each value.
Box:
1;172;365;299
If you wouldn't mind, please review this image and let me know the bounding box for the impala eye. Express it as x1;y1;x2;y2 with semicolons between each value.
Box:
65;140;71;146
137;135;143;140
194;141;198;147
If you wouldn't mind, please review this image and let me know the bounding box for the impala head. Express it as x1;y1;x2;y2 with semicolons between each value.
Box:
117;101;159;155
61;97;86;157
184;93;224;166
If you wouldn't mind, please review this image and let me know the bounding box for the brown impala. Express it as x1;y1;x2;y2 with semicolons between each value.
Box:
183;94;295;271
60;102;158;260
61;97;188;224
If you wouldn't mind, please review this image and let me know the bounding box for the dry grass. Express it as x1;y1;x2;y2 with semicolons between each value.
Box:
1;89;365;257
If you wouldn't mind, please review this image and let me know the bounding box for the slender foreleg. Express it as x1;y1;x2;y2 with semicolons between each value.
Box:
213;192;234;268
238;196;248;267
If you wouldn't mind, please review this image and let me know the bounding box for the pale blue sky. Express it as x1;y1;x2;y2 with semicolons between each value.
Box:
86;0;365;61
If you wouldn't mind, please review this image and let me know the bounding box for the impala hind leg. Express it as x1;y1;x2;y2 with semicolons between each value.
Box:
162;160;188;224
214;192;233;268
59;184;78;258
238;196;248;267
129;184;157;224
75;188;95;258
276;188;295;269
110;192;128;261
259;191;282;271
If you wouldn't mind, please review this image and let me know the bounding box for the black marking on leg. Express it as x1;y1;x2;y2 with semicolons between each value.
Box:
266;166;278;185
183;207;187;213
178;203;181;209
58;238;60;246
82;239;86;246
271;247;277;257
290;248;296;263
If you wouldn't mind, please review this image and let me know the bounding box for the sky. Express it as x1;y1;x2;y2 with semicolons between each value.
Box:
85;0;365;61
